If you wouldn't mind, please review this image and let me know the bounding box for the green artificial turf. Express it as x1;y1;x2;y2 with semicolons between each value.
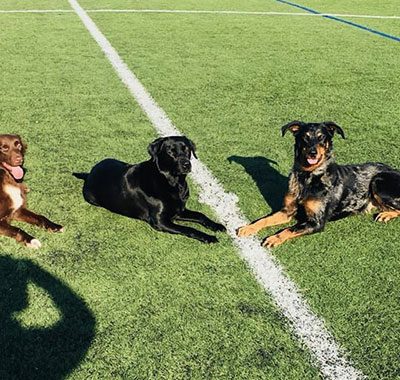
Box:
0;0;69;10
288;0;400;16
79;0;296;12
85;5;400;379
0;11;322;380
1;0;400;379
343;18;400;40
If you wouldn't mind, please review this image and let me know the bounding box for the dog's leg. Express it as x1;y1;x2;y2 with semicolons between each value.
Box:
151;218;218;243
13;208;64;232
262;221;323;248
176;209;226;232
237;193;297;237
263;197;326;247
371;172;400;223
0;221;41;248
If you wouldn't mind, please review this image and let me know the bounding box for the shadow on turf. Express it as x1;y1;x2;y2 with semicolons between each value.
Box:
228;155;288;212
0;255;95;380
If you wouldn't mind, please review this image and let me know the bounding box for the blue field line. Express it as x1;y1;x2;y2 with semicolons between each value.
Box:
276;0;400;43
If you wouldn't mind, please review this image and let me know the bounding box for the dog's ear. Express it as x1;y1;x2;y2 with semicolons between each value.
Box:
18;136;27;155
281;121;304;137
147;137;164;160
185;137;197;159
323;121;345;139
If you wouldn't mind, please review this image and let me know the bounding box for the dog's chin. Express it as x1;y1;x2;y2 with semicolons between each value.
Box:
178;168;191;175
299;155;325;171
306;156;320;166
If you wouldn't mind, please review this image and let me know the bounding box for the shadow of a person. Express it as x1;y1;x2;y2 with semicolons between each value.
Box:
0;255;95;380
228;156;288;213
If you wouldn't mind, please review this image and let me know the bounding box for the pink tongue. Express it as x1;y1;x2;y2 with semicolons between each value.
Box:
11;166;24;179
3;163;24;179
307;157;318;165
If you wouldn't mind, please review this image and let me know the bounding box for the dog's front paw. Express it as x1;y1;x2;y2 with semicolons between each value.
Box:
209;222;226;233
26;238;42;249
203;235;218;244
237;224;257;237
262;235;283;248
375;211;399;223
47;223;64;233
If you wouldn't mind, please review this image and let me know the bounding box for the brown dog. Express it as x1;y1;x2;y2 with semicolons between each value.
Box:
0;134;63;248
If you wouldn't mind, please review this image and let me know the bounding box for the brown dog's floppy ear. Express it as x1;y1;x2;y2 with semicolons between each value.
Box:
185;137;197;159
14;135;27;154
20;138;27;155
323;121;345;139
147;137;165;160
281;121;304;137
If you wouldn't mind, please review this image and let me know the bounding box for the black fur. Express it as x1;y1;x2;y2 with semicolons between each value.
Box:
73;136;225;243
237;121;400;247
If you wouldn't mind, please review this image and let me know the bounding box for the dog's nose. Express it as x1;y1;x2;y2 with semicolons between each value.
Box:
308;147;317;157
181;160;191;171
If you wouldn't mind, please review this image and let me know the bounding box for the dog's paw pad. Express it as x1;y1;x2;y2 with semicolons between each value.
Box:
27;239;41;249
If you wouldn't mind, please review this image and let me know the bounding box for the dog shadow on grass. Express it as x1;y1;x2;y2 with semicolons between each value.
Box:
0;255;95;380
228;155;288;213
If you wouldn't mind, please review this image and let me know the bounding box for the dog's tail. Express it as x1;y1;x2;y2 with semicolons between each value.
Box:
72;172;89;180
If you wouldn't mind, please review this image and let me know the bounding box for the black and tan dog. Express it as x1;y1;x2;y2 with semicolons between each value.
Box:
237;121;400;247
73;136;226;243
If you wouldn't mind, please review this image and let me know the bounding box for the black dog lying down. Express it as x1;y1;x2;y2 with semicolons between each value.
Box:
238;121;400;247
73;136;226;243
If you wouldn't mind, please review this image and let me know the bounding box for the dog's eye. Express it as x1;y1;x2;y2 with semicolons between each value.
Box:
317;135;324;142
1;146;9;152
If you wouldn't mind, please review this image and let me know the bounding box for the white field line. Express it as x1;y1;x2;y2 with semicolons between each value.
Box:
0;8;400;19
68;0;364;379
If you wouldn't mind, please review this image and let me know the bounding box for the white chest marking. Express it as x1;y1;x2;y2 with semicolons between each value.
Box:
4;185;23;210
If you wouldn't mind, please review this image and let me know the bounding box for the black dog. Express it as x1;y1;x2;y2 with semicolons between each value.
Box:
237;121;400;247
73;136;226;243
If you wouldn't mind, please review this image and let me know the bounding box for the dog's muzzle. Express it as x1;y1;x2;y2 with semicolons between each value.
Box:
179;159;191;173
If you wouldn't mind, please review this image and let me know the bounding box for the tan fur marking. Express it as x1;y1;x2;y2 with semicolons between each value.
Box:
237;192;297;237
263;228;307;247
290;125;300;134
301;145;327;172
237;211;292;237
364;201;377;214
4;184;23;211
371;192;392;211
375;210;400;223
304;198;323;216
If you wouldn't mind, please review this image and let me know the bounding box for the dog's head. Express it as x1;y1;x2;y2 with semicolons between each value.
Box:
147;136;197;176
0;134;27;180
282;121;345;172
